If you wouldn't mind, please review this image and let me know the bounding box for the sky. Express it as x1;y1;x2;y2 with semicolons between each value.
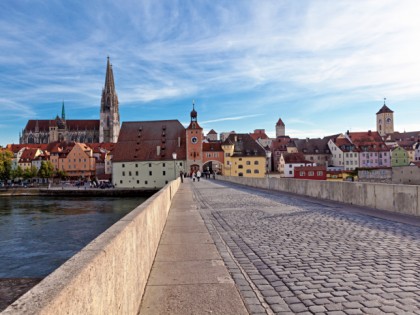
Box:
1;0;420;146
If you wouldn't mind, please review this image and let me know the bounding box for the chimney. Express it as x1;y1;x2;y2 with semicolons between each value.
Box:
178;137;181;147
234;135;237;142
156;146;161;156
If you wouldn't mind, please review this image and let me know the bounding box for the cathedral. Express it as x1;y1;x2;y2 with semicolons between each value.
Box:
19;57;120;144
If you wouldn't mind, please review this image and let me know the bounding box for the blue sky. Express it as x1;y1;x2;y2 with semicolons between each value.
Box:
1;0;420;145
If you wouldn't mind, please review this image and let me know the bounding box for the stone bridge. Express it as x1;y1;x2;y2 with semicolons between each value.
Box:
4;178;420;314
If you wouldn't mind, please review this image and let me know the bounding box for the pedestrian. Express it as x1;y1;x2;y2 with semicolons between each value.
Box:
180;170;184;183
192;171;196;182
196;170;201;182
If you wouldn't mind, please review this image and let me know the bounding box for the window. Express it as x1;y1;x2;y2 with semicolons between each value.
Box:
165;180;168;184
163;163;166;167
149;171;152;176
239;158;242;161
238;165;243;169
122;171;125;176
136;171;138;176
149;163;152;167
137;180;139;184
308;171;314;176
120;180;123;184
300;171;305;176
246;169;251;174
129;171;132;176
225;153;230;157
254;170;259;174
246;161;251;165
289;171;292;175
317;171;323;176
163;171;166;176
254;161;259;165
145;181;148;184
122;164;125;168
135;164;138;167
238;172;243;176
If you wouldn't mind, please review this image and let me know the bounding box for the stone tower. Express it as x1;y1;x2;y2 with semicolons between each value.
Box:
100;57;120;143
376;99;394;137
186;101;203;173
275;118;285;138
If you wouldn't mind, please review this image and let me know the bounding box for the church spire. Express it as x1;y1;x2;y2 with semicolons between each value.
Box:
61;100;66;120
100;57;120;143
104;56;115;94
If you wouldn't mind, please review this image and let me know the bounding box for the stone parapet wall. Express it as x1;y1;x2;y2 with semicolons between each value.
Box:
218;176;420;217
2;178;181;315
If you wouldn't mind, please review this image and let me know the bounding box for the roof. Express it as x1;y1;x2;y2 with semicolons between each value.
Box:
250;131;269;140
295;138;330;154
294;166;326;172
283;153;313;164
19;148;40;162
113;120;187;162
276;118;285;126
222;133;266;157
376;104;393;114
202;142;223;152
271;136;294;151
207;129;217;135
388;131;420;142
6;143;49;153
347;131;388;152
24;119;99;131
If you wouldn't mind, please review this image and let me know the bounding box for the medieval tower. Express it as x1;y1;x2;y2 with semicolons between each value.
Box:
100;57;120;143
275;118;285;138
376;99;394;137
186;101;203;173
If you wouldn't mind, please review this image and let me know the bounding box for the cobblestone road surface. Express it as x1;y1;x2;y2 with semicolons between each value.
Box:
191;179;420;315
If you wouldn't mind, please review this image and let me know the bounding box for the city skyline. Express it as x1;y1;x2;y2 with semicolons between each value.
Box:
1;1;420;146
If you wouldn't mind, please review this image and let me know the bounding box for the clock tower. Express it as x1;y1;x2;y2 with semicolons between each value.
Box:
186;101;203;173
376;98;394;137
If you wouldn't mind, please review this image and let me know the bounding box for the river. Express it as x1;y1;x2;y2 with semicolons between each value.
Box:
0;196;146;278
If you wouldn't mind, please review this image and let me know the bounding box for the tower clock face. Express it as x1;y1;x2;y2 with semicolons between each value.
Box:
191;136;198;144
386;118;392;123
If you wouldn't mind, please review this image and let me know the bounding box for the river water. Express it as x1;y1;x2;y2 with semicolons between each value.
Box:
0;196;146;278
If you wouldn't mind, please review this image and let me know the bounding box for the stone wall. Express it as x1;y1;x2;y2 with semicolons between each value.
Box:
218;176;420;217
3;178;181;315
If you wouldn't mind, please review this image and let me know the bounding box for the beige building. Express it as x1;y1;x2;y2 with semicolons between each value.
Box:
221;134;266;177
112;120;186;189
392;165;420;185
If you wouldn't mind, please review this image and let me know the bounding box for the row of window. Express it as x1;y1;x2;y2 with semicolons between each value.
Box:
205;153;219;158
299;171;324;176
121;162;183;168
122;171;164;176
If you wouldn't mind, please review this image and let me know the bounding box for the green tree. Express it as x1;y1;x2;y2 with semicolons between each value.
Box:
38;161;55;179
23;165;38;179
0;150;13;181
55;169;67;180
11;166;23;180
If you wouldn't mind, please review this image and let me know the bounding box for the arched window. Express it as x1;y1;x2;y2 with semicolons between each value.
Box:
28;134;34;144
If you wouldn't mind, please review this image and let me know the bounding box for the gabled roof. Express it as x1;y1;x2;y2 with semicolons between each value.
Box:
222;133;266;157
376;104;393;114
207;129;217;135
250;131;269;140
24;119;99;132
19;148;40;162
7;143;49;153
271;136;294;151
348;131;388;152
113;120;186;162
276;118;285;126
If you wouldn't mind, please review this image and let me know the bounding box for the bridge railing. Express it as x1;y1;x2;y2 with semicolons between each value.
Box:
218;176;420;217
3;178;181;315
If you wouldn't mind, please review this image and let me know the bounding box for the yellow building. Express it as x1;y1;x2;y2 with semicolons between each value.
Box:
221;134;266;178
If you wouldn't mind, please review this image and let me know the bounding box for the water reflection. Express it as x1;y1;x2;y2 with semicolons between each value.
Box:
0;196;145;278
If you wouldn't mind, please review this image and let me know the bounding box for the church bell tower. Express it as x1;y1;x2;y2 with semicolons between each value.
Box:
186;101;203;173
100;57;120;143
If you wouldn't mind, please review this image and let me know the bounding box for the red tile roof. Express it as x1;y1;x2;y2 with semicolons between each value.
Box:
202;142;223;152
207;129;217;135
19;148;40;162
24;119;99;131
7;143;49;153
113;120;187;162
284;153;313;164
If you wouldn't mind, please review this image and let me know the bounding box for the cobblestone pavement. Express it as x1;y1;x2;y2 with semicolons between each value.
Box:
191;179;420;315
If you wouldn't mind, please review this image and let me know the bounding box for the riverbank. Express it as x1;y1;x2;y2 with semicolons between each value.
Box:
0;188;157;197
